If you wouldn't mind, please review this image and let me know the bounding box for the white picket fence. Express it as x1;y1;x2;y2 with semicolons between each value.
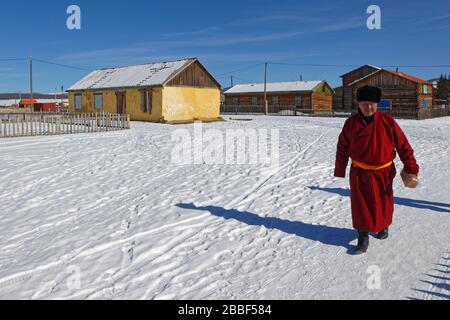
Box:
0;112;130;138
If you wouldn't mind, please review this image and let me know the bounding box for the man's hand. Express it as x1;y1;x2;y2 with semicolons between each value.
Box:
401;168;419;188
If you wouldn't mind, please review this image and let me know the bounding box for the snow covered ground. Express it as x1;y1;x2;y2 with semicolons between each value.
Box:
0;115;448;300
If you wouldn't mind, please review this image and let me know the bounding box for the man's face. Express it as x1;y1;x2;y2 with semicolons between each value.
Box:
358;101;378;117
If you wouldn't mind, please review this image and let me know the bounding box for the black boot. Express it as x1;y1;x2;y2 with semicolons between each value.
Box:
355;231;369;254
377;228;389;240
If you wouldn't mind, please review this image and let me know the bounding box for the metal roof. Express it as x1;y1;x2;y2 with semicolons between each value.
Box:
223;81;324;94
67;58;196;91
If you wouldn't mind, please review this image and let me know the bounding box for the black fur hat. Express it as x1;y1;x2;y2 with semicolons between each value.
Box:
356;85;382;103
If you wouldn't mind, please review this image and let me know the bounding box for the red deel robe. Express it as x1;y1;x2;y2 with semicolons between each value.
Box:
334;111;419;232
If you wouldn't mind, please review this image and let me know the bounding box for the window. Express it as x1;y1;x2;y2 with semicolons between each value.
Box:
94;93;103;111
232;97;239;105
423;84;428;94
116;92;126;114
251;96;258;105
272;96;279;105
294;95;302;107
75;94;82;110
140;90;153;113
378;100;392;109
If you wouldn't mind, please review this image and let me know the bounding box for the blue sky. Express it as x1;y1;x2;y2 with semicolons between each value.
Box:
1;0;450;93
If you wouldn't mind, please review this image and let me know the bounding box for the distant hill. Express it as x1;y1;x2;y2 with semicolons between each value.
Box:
0;93;68;100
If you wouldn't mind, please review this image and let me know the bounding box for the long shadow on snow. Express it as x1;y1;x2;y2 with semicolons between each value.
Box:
307;186;450;213
176;203;357;253
407;252;450;300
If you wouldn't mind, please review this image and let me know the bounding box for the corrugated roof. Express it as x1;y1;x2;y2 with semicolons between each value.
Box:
67;58;196;91
223;81;324;94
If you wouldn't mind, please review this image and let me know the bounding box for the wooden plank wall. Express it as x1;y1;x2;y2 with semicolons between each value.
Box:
332;86;343;110
311;92;333;110
349;71;421;110
166;61;219;88
342;65;379;86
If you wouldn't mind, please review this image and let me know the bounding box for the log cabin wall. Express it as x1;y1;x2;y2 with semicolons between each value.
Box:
417;82;434;109
341;65;379;86
332;86;343;110
350;70;423;110
342;86;354;110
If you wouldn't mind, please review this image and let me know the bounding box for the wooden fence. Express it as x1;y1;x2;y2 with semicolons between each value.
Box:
0;112;130;138
221;104;450;120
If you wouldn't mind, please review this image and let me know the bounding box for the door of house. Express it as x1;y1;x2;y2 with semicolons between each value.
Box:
116;92;126;114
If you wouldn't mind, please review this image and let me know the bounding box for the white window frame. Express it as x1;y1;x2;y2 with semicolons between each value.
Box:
75;94;82;110
94;93;103;111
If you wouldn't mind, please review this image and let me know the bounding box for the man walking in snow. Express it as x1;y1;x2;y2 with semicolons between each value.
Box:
334;85;419;254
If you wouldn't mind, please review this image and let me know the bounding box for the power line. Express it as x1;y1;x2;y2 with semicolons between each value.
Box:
269;62;360;68
0;58;28;61
215;63;264;77
0;57;93;71
2;58;450;70
33;58;92;71
269;62;450;69
380;64;450;69
233;75;253;83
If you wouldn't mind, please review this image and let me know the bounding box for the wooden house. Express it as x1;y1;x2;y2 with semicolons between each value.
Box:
336;65;433;111
223;80;334;112
67;58;222;123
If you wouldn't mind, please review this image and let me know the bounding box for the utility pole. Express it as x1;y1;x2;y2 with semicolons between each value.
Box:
264;62;268;115
29;56;33;111
230;75;234;87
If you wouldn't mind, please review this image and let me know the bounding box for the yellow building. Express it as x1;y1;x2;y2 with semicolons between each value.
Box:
67;58;222;123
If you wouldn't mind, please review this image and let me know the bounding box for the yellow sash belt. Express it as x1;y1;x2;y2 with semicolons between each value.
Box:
352;159;392;170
